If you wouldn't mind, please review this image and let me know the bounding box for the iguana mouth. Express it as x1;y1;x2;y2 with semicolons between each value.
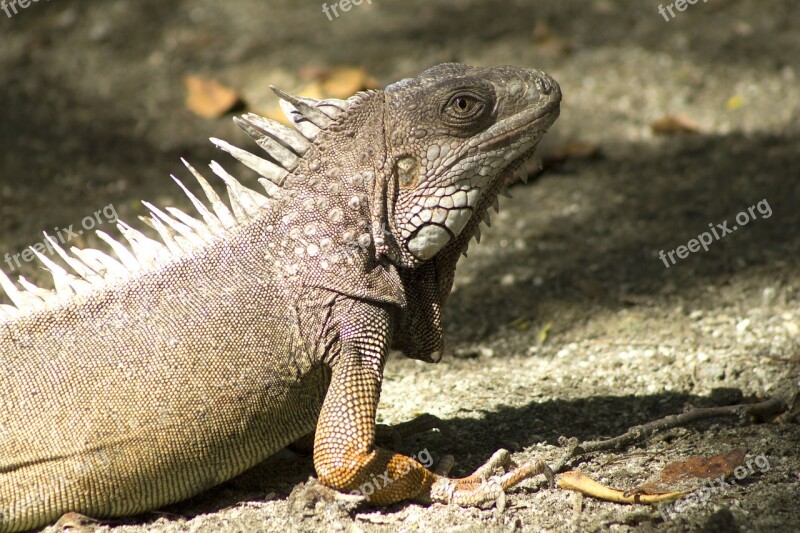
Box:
477;100;560;153
475;101;561;211
442;100;560;174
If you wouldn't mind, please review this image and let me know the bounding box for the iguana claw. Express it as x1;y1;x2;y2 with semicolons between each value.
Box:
421;450;553;508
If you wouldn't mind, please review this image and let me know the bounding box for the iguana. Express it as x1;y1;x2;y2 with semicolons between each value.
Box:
0;63;561;532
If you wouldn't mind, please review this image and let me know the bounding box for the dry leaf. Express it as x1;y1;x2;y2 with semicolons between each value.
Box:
630;448;747;496
320;66;379;98
254;67;377;126
511;141;601;182
550;141;602;161
184;75;243;118
531;21;574;55
532;21;555;43
651;114;702;135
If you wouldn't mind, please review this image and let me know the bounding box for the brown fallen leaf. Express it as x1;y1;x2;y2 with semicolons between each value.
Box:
558;471;684;504
507;141;601;184
549;141;602;161
184;75;243;119
531;21;574;56
319;66;379;99
651;113;702;135
254;66;379;126
629;448;747;496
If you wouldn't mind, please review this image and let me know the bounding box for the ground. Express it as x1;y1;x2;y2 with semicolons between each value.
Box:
0;0;798;531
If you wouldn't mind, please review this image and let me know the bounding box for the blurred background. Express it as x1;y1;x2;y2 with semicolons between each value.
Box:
0;1;798;531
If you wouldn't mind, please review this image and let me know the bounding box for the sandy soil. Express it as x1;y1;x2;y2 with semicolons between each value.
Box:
1;1;798;531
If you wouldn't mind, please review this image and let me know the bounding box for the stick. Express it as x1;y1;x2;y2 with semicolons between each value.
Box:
553;397;787;473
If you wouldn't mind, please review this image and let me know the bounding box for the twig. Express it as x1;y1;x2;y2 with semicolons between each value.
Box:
553;397;787;473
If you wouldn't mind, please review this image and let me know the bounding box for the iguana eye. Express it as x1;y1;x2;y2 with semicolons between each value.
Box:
453;96;474;112
446;94;482;117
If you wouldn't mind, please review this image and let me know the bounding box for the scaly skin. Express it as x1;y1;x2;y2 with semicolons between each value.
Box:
0;63;560;532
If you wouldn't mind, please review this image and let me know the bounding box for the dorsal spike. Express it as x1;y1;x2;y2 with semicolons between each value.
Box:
233;117;301;171
208;160;269;218
117;221;169;267
270;86;334;129
225;184;248;223
316;97;348;111
164;206;213;244
0;269;41;308
278;99;321;139
28;247;83;296
210;138;290;188
258;178;282;198
170;175;226;235
139;215;183;256
95;231;139;271
70;247;128;279
43;233;102;283
142;201;204;248
181;158;236;230
298;96;347;121
240;112;311;155
17;276;54;299
0;304;21;318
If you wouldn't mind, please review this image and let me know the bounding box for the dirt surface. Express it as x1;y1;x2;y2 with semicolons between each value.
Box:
1;1;799;531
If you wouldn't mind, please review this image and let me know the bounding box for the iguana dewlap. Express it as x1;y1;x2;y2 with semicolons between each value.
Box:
0;63;561;532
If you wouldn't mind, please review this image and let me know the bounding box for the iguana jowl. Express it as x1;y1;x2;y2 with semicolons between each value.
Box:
0;63;561;532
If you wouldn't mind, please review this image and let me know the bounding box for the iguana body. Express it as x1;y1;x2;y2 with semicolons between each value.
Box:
0;64;560;532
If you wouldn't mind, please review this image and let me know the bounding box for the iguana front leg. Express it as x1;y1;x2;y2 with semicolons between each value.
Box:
313;302;552;507
313;302;436;503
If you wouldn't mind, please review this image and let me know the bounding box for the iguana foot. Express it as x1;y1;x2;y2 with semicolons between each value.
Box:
420;450;553;510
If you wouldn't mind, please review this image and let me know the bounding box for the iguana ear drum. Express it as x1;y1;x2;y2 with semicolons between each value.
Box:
408;224;452;261
395;155;420;189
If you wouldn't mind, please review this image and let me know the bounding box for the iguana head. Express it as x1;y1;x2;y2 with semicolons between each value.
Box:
383;63;561;270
